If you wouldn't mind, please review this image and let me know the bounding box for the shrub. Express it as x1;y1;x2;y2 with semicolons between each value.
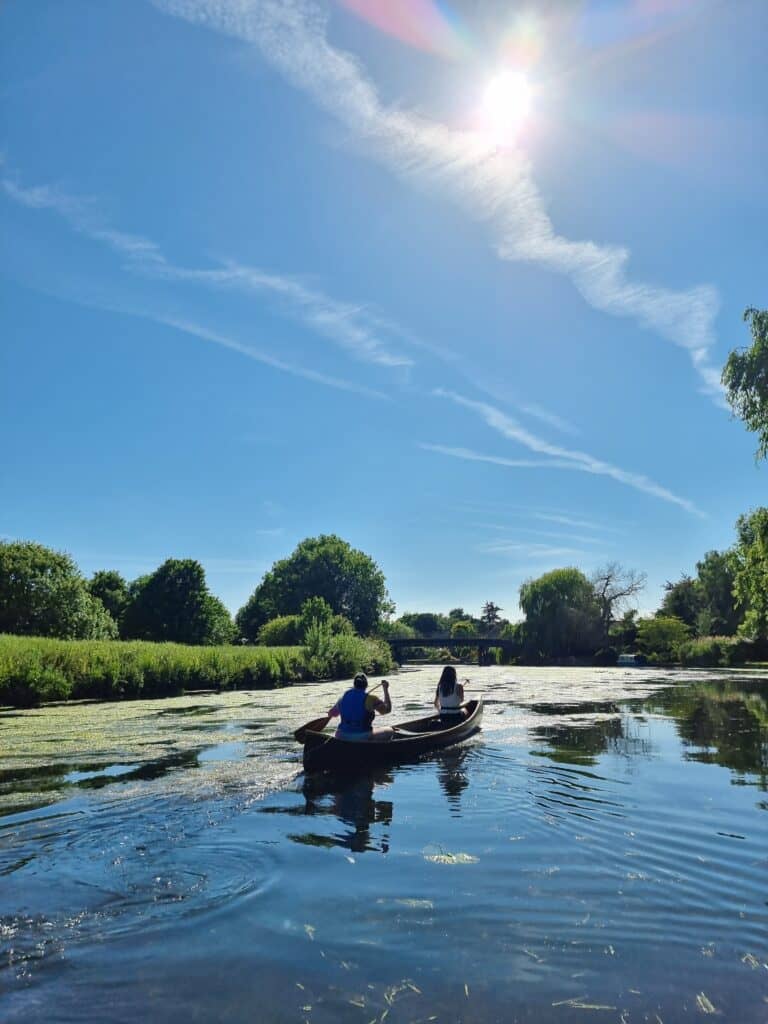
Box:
303;631;394;681
636;616;691;663
450;620;475;639
259;605;355;647
678;637;722;667
678;635;753;667
258;615;303;646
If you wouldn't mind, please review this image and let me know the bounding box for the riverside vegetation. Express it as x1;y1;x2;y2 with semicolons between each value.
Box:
0;633;394;708
0;536;395;707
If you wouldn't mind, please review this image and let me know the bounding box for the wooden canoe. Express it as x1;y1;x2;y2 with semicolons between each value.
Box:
302;698;483;772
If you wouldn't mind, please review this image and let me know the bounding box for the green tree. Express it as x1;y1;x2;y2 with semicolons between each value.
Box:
399;611;446;636
448;607;468;621
609;609;639;651
204;594;237;645
519;568;601;658
88;570;129;629
658;575;702;630
376;618;417;640
258;614;303;646
722;308;768;459
636;616;690;662
450;619;475;638
0;540;117;640
298;597;353;640
235;535;391;640
480;601;503;632
732;507;768;638
122;559;235;645
298;596;334;633
695;550;741;636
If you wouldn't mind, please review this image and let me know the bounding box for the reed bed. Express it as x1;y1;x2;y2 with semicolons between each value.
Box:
0;634;394;707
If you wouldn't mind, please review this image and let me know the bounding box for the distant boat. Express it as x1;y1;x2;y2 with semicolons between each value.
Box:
617;653;647;667
302;699;483;772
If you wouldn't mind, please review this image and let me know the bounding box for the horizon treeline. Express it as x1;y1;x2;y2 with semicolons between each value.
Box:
0;534;392;647
375;506;768;665
1;503;767;669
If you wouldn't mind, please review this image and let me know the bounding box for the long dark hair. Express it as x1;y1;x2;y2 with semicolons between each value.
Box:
439;665;457;697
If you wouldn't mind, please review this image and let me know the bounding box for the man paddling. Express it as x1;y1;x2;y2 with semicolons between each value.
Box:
328;673;393;741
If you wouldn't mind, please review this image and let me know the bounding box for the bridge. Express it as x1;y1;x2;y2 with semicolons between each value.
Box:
387;634;518;666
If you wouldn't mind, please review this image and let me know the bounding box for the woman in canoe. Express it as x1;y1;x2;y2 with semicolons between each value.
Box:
434;666;466;719
328;673;393;741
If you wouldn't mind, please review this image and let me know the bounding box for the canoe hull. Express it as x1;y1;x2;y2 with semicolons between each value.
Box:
302;698;483;773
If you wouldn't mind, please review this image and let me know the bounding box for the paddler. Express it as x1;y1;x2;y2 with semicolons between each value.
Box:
328;673;393;741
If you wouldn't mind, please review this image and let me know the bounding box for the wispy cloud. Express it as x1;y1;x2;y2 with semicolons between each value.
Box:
516;401;581;438
419;441;576;471
159;262;414;368
474;525;611;547
421;389;704;517
151;0;724;401
477;540;591;560
1;172;413;371
470;378;582;437
1;177;166;266
156;315;391;399
459;500;627;533
529;512;621;532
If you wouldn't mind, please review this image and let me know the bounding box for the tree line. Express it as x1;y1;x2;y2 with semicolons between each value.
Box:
1;513;766;665
0;534;391;647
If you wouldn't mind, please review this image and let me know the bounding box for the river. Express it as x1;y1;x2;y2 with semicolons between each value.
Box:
1;665;767;1022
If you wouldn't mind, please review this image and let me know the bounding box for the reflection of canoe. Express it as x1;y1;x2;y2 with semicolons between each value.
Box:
302;699;483;773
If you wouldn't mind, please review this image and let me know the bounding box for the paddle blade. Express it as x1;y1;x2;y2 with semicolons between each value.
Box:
293;715;331;744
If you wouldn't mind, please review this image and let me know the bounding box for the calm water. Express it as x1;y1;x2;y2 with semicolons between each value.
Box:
1;666;767;1022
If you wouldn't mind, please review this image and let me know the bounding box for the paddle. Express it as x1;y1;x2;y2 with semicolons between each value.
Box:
293;681;386;743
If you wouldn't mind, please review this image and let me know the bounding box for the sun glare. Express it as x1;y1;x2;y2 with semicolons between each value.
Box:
480;70;532;145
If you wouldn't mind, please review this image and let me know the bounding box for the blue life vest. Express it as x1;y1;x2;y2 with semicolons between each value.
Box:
338;688;374;733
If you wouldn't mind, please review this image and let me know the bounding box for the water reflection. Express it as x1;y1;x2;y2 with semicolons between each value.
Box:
435;747;471;815
293;770;395;854
3;668;768;1024
0;750;204;818
527;682;768;793
529;705;653;767
647;682;768;789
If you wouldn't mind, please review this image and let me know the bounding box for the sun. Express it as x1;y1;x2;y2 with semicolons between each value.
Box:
480;69;532;146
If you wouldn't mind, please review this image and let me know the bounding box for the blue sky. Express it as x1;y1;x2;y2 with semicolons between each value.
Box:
1;0;766;621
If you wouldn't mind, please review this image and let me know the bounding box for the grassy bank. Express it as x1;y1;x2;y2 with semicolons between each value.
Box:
0;634;394;707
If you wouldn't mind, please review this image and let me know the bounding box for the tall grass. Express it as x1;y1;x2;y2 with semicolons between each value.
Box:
677;635;752;668
0;634;395;707
303;623;393;680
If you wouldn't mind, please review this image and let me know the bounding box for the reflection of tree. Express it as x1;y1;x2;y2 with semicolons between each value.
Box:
532;716;625;766
646;683;768;790
527;699;656;767
435;747;471;815
291;770;394;854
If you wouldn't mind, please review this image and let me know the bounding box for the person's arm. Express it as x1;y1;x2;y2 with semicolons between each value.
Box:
371;679;391;716
456;683;465;702
327;702;340;718
434;684;441;709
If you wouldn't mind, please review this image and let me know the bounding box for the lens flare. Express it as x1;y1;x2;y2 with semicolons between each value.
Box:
338;0;471;60
480;70;532;145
